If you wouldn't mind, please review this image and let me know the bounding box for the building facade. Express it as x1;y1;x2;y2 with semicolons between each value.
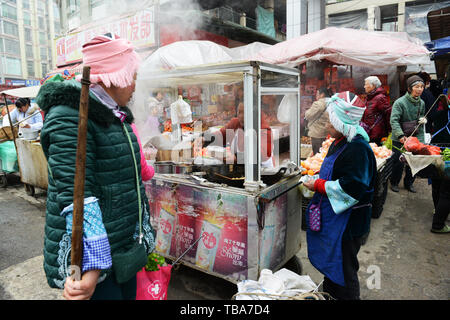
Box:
54;0;287;69
0;0;61;89
325;0;450;42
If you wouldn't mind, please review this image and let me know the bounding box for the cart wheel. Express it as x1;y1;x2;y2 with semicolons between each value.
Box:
282;256;303;275
25;184;35;197
0;174;7;188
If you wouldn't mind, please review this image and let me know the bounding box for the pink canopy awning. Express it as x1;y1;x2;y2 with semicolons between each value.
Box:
251;27;431;68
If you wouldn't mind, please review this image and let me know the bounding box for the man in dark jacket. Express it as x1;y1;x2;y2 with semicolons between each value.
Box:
361;76;391;145
418;72;437;133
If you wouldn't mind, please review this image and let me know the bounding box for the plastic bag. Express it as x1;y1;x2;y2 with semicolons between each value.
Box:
235;268;318;300
277;94;297;124
170;96;192;125
136;266;172;300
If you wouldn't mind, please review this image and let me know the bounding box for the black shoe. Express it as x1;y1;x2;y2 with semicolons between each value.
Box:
390;184;399;192
406;185;417;193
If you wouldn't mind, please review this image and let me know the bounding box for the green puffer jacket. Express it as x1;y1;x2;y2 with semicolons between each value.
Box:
37;79;153;289
390;93;425;142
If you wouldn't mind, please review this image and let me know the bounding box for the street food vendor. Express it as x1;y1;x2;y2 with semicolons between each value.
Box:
203;102;274;167
2;98;43;131
303;91;377;300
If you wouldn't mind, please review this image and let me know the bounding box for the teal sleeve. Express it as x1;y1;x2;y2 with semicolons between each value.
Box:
390;101;404;140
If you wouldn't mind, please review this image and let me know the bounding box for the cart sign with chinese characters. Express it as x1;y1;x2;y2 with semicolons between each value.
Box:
55;7;155;66
145;178;292;283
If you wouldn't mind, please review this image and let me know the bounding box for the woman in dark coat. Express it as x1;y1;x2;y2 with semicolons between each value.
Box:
303;91;377;300
361;76;391;145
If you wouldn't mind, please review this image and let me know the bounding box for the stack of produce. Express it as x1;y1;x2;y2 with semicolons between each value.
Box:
443;148;450;161
404;137;441;155
369;143;392;159
301;137;393;175
301;137;334;175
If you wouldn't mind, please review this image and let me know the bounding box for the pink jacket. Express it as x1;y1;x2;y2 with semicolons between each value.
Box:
131;123;154;181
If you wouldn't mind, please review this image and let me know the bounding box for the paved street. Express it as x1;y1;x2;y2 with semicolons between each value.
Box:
0;173;448;300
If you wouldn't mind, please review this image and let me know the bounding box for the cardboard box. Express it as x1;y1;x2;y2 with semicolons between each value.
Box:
156;148;192;162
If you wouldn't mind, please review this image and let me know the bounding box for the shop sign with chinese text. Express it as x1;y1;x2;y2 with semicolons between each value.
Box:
55;7;155;66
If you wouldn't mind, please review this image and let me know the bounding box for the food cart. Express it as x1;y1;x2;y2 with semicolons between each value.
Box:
135;60;303;283
0;86;47;196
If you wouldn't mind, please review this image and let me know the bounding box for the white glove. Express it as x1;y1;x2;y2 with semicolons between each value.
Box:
418;117;427;125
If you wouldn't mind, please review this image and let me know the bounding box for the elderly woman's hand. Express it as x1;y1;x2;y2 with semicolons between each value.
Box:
63;270;100;300
303;179;316;191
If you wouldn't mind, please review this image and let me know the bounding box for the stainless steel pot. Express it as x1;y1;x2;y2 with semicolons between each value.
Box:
154;161;174;174
18;129;39;140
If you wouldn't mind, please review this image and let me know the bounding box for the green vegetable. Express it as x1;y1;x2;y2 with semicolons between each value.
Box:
145;252;166;271
383;133;393;150
442;148;450;161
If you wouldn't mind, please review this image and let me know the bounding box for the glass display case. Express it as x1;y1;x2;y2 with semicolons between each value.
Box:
133;61;301;191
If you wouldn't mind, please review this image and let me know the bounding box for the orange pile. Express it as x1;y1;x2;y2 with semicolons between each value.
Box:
301;137;334;175
369;143;392;159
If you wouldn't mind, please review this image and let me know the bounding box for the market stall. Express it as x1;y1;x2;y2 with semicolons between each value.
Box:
252;27;431;219
134;60;303;283
0;86;47;195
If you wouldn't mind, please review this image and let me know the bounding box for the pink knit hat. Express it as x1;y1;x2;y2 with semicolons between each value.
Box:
77;34;141;88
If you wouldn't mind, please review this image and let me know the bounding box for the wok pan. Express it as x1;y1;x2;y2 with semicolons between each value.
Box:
197;164;287;188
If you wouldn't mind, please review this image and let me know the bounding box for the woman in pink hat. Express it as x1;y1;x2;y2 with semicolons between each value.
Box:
37;34;155;300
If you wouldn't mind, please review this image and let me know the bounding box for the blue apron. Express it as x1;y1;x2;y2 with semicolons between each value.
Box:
306;143;351;287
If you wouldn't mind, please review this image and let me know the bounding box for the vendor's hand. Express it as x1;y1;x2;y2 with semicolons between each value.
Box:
63;270;100;300
19;123;31;129
303;179;316;191
225;152;236;164
399;137;406;144
192;136;204;151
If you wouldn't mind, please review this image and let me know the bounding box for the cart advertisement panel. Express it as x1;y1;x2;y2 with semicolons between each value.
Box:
145;180;250;282
259;194;288;271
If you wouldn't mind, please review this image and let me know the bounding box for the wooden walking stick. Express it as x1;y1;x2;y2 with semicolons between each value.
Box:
70;66;91;280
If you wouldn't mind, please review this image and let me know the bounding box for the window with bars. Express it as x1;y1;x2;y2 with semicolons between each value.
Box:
3;21;19;37
37;0;46;14
27;60;35;77
1;3;17;20
22;0;30;10
4;38;19;54
39;32;47;45
3;56;22;75
26;44;33;58
53;1;60;20
41;62;48;77
24;28;32;42
40;47;47;60
39;16;45;29
23;11;31;25
54;21;61;35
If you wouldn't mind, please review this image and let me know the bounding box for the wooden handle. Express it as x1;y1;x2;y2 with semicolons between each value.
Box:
70;66;91;278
